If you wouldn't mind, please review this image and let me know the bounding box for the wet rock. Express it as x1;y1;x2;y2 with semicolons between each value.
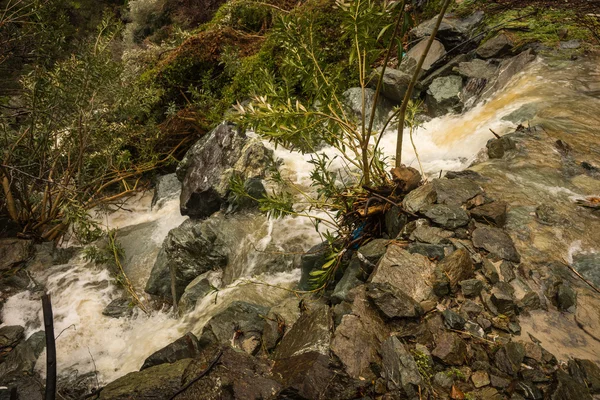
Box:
482;258;500;284
0;339;37;380
427;75;463;117
572;253;600;288
145;219;227;301
520;369;550;383
438;248;474;289
524;343;543;364
391;165;422;193
411;11;485;49
141;332;201;370
487;136;517;159
381;336;423;396
432;266;450;297
550;369;592;400
465;320;485;338
445;170;486;181
0;326;24;349
410;224;454;245
0;238;33;270
178;270;221;314
370;66;413;103
102;298;133;319
472;370;490;388
470;201;507;227
432;178;482;206
477;33;514;59
406;38;446;71
443;309;466;330
331;286;389;380
25;332;45;360
385;206;408;238
457;59;497;80
199;301;269;354
422;204;470;229
472;226;520;262
560;40;581;50
151;173;181;210
480;50;535;101
557;283;577;311
495;342;525;376
262;297;300;352
228;177;266;211
460;279;483;297
332;301;352;328
491;286;516;315
275;303;332;359
569;359;600;393
0;376;43;400
403;183;437;213
358;239;389;265
407;242;452;260
299;242;329;291
432;332;468;366
343;87;394;129
371;244;436;302
366;282;424;319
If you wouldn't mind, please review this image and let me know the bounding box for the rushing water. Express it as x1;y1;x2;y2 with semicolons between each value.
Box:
2;54;599;385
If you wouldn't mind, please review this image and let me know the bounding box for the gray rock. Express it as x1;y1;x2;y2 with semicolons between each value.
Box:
487;136;516;159
479;50;535;102
199;301;269;354
332;257;362;304
465;320;485;338
26;331;45;360
371;244;436;302
262;297;301;352
426;75;463;117
472;226;520;262
494;342;525;376
99;358;192;400
432;178;482;206
491;286;516;315
461;299;484;317
411;11;485;49
557;283;577;311
385;206;408;238
0;238;33;271
343;87;394;129
141;332;201;370
299;242;329;291
403;183;437;213
406;38;446;71
482;258;500;284
102;298;133;319
177;270;221;314
518;291;541;311
551;369;592;400
358;239;389;265
514;380;543;399
145;218;227;301
457;59;498;79
500;260;516;282
0;340;37;380
0;376;43;400
460;279;484;297
472;370;490;388
570;359;600;394
476;33;514;59
366;282;424;319
0;326;24;349
438;248;474;289
471;201;507;227
434;371;454;389
407;242;452;261
370;66;413;103
560;40;581;50
431;332;467;366
572;253;600;289
432;266;450;297
422;204;470;229
274;303;332;360
442;309;466;330
419;54;469;88
381;336;423;395
490;374;511;389
410;225;454;245
151;173;181;210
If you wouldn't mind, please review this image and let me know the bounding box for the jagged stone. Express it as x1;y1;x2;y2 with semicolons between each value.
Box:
141;332;201;370
381;336;423;396
332;256;362;304
432;266;450;297
569;359;600;393
500;260;515;281
465;320;485;338
487;136;516;159
0;238;33;271
514;380;543;399
472;370;491;388
178;270;221;314
494;342;525;376
262;297;301;352
557;283;577;311
0;326;24;349
343;87;394;129
550;369;592;400
406;38;446;71
410;224;454;245
366;282;423;319
433;372;454;389
432;178;482;206
472;226;520;262
299;242;329;291
426;75;463;117
518;291;541;311
490;286;516;315
482;258;500;284
102;298;134;319
457;59;497;80
438;248;474;289
460;279;484;297
476;33;514;59
422;204;470;229
461;299;484;318
431;332;467;366
370;66;413;103
151;173;181;210
442;309;466;330
385;206;408;238
403;183;437;213
490;374;510;389
407;242;452;260
471;201;507;227
411;11;485;49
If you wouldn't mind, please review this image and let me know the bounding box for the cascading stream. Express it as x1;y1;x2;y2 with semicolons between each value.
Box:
2;54;599;385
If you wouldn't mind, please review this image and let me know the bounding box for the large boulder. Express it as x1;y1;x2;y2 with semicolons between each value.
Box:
145;219;227;302
177;123;272;218
98;358;192;400
369;66;414;103
151;173;181;210
426;75;463;117
411;11;485;49
343;87;394;129
406;37;446;71
0;238;33;271
141;332;201;370
476;33;514;59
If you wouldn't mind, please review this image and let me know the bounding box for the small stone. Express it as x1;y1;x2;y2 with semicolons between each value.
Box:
472;370;490;388
492;316;511;332
432;178;483;207
482;258;500;284
407;243;452;261
381;336;423;395
470;202;508;227
140;332;201;370
491;287;515;316
490;374;510;389
385;207;408;238
102;298;134;319
434;371;454;389
508;322;521;335
465;321;485;338
560;40;581;50
432;266;451;297
557;283;577;311
520;369;550;383
439;248;475;289
524;343;543;363
432;332;468;366
477;316;492;331
461;300;484;317
422;204;470;229
366;282;424;319
457;59;497;79
514;381;543;399
460;279;484;297
443;309;466;330
495;342;525;376
518;292;541;311
487;136;516;159
472;226;520;262
410;225;454;245
500;261;516;282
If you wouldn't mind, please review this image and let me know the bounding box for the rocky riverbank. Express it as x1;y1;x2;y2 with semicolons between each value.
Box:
1;8;600;400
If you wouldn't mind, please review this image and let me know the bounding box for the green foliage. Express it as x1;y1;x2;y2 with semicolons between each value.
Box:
412;349;434;382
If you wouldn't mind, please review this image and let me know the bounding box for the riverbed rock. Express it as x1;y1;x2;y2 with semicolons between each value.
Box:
99;358;192;400
550;369;592;400
426;75;463;117
406;38;446;71
199;301;269;354
487;136;516;159
0;238;33;271
299;242;329;291
490;285;516;315
410;224;454;244
557;283;577;311
366;282;423;319
438;248;474;289
477;33;514;59
422;204;470;229
151;173;181;210
460;279;484;297
102;298;134;319
403;183;437;213
371;243;436;302
332;256;362;304
432;178;482;206
569;359;600;393
494;342;525;376
343;87;394;129
381;336;423;396
385;206;408;238
471;201;507;227
457;59;498;80
0;326;24;349
145;218;227;302
407;242;452;260
178;270;221;314
411;11;485;49
472;226;520;262
479;49;535;101
443;309;466;330
431;332;467;366
274;302;332;359
0;339;37;381
370;66;413;103
141;332;201;370
262;296;301;352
